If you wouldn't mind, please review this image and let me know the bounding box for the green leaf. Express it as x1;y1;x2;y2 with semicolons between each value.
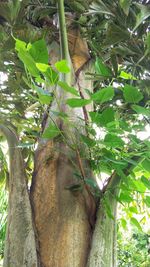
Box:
33;86;53;104
104;134;124;148
119;71;136;80
129;206;138;214
131;105;150;117
132;180;146;193
58;81;79;96
66;98;91;108
123;85;143;103
130;217;142;231
36;63;50;72
42;124;60;139
133;4;150;31
121;218;127;229
119;192;133;203
89;112;102;124
89;108;115;127
27;39;49;64
17;49;39;77
55;60;70;73
80;134;96;147
91;86;114;103
141;159;150;172
141;176;150;190
144;196;150;208
119;0;131;16
99;107;115;127
15;38;27;51
36;63;58;84
95;58;112;77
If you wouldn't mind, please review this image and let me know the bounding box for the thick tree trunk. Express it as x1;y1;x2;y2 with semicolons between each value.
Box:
0;125;38;267
30;140;93;267
87;175;120;267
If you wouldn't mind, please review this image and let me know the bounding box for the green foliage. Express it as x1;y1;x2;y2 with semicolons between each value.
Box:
55;60;70;73
123;84;143;103
91;86;114;103
66;98;91;108
117;230;150;267
0;186;7;260
0;0;150;264
42;123;61;139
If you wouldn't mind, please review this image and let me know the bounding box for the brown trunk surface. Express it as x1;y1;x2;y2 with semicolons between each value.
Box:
30;140;93;267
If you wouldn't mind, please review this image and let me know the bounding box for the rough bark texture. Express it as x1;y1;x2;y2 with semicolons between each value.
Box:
30;140;93;267
87;198;117;267
87;175;120;267
1;126;38;267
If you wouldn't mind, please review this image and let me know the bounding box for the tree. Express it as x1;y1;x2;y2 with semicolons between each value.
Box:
0;0;150;267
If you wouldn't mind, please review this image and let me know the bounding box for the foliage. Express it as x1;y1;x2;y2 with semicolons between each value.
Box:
117;227;150;267
0;0;150;263
0;147;8;260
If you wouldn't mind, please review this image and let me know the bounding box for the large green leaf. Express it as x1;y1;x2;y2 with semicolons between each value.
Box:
27;39;49;64
141;159;150;172
104;134;124;148
15;39;40;77
91;86;114;103
129;206;138;214
119;191;133;203
130;217;142;231
66;98;91;108
36;63;58;84
18;49;39;77
141;176;150;190
42;124;60;139
89;112;102;124
144;196;150;208
89;108;115;127
36;63;49;72
132;179;146;193
131;105;150;117
123;85;143;103
55;60;70;73
99;107;115;127
15;38;27;51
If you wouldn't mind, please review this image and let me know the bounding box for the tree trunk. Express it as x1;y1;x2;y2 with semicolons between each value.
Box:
87;175;120;267
2;74;120;267
2;4;120;266
0;125;38;267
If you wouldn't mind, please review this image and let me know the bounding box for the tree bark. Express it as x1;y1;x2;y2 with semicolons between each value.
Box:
87;175;120;267
0;125;38;267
